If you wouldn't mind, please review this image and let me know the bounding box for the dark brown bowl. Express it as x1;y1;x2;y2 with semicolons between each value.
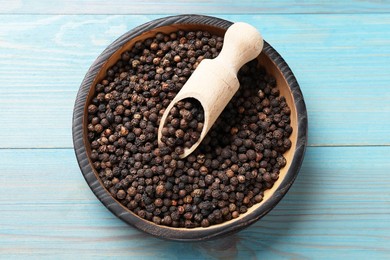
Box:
72;14;308;241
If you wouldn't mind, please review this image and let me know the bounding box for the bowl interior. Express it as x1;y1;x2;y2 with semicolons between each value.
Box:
81;22;299;237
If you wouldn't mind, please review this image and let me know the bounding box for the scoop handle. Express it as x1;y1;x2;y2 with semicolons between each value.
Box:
215;22;264;73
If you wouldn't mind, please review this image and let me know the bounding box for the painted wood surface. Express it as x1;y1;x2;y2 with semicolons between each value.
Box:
0;147;389;258
1;14;389;148
1;1;390;258
1;0;389;14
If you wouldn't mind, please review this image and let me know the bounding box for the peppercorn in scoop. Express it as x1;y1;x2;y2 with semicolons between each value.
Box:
86;30;292;228
160;98;204;156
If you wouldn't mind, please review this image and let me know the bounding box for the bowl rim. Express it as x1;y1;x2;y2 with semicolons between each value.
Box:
72;14;308;241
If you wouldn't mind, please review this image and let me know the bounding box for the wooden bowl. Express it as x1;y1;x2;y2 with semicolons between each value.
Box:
72;14;308;241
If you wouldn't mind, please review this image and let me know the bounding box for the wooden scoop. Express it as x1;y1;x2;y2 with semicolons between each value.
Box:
158;22;264;158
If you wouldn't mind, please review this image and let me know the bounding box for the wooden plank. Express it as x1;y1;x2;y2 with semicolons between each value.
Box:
0;14;389;148
1;0;390;15
0;147;389;258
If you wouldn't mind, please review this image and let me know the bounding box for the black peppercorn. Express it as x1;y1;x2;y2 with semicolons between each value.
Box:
87;29;292;228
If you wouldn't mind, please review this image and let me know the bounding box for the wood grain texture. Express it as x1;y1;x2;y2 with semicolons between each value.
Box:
1;0;389;14
0;147;389;258
0;14;390;148
1;3;390;257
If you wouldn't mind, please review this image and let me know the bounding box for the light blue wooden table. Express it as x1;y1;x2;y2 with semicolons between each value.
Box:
1;1;389;259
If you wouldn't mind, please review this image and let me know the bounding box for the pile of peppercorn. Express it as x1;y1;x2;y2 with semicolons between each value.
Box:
86;30;292;228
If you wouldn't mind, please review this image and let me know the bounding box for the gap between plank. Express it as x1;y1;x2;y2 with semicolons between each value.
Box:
1;12;390;16
0;144;389;150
